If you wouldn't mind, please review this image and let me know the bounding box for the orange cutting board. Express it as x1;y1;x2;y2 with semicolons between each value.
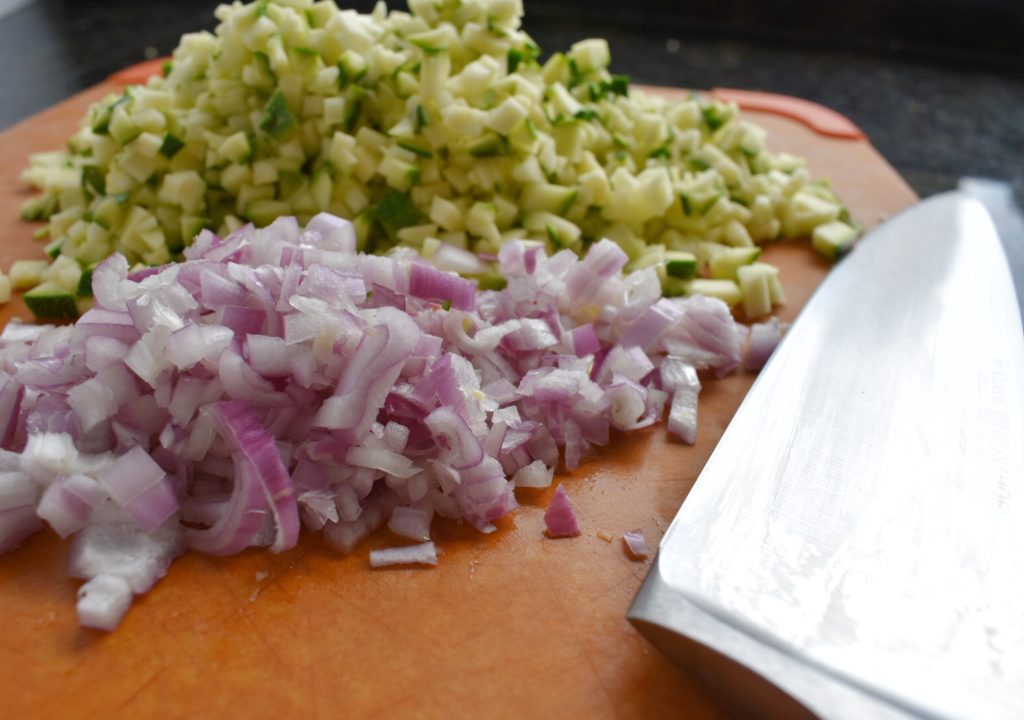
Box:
0;81;915;718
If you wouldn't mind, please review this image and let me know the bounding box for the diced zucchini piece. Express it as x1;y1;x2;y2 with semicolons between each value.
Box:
709;246;761;280
468;133;506;158
220;132;252;164
683;278;743;307
9;259;49;289
259;91;296;138
246;199;292;226
568;38;611;73
21;193;58;221
158;134;185;159
737;263;776;318
812;220;858;260
664;250;698;280
375;191;422;240
159;171;206;213
781;189;843;237
520;183;578;215
429;195;464;232
24;281;79;319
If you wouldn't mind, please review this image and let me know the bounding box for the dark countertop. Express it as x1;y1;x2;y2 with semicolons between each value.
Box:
2;0;1022;202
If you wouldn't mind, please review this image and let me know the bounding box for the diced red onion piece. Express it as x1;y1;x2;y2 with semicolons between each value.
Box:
424;406;485;470
511;460;553;488
745;317;785;371
303;212;356;253
187;401;298;555
605;375;652;431
346;445;417;479
567;324;600;357
36;473;105;538
620;298;684;350
369;540;438;567
96;447;178;533
544;484;581;538
68;517;184;593
429;243;489;276
668;388;700;445
622;528;651;559
0;376;23;449
76;574;134;632
90;254;129;311
660;357;702;394
323;490;397;553
0;506;42;554
564;239;628;307
408;263;478;311
0;470;35;512
297;488;338;530
387;506;432;542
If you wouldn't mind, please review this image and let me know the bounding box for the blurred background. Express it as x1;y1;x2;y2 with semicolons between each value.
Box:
1;0;1021;200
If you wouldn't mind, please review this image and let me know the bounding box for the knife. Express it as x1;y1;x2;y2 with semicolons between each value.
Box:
628;191;1024;719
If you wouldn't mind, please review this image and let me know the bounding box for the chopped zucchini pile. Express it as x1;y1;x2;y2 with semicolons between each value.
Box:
18;0;857;318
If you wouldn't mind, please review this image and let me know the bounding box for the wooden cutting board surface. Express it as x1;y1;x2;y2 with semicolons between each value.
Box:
0;82;915;718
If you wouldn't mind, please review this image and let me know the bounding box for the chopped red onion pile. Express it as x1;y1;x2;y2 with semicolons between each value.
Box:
0;213;779;630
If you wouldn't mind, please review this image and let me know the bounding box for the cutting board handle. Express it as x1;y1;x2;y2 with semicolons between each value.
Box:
711;87;865;140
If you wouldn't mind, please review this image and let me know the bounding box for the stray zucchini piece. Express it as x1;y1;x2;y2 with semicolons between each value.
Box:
812;220;858;261
24;281;79;319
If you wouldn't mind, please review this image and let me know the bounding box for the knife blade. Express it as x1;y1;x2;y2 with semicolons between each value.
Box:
628;191;1024;719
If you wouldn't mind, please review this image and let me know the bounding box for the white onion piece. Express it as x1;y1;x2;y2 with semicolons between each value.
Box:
77;574;134;632
68;515;184;594
511;460;553;488
369;541;438;568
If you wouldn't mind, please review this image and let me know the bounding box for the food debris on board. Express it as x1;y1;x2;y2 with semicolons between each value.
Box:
0;0;860;632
